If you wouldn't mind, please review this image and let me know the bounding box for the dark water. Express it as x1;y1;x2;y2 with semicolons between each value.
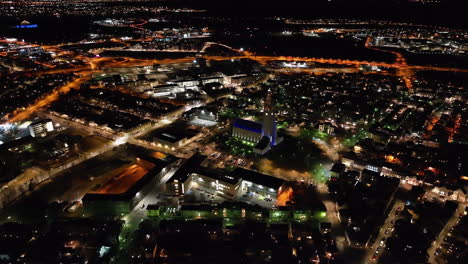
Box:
220;33;396;63
405;52;468;68
0;17;90;44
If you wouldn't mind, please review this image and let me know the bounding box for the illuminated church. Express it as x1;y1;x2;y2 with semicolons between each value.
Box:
232;89;282;154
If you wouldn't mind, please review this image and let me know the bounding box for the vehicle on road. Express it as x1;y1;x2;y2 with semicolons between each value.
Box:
380;238;386;246
385;227;394;235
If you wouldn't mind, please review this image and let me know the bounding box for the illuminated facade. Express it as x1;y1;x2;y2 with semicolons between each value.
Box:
231;89;280;154
28;119;54;137
189;172;241;199
165;154;285;199
232;119;263;143
262;89;277;146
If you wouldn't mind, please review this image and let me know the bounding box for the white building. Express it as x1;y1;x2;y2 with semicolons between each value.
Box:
28;119;54;137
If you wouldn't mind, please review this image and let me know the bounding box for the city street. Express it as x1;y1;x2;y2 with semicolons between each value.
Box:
427;203;467;264
317;183;347;252
365;199;405;263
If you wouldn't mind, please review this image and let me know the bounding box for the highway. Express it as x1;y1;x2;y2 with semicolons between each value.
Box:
365;36;413;90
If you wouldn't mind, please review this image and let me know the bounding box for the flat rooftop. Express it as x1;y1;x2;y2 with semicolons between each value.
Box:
154;128;198;143
233;118;262;133
228;167;285;190
88;163;154;195
144;121;200;143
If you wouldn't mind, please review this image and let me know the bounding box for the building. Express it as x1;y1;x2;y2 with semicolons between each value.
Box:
144;73;224;98
204;82;224;90
318;122;335;135
341;151;357;168
229;167;285;199
83;153;178;216
368;129;391;144
183;106;218;122
187;167;285;200
262;89;277;146
232;119;263;143
232;89;281;154
189;167;241;199
229;74;257;85
200;76;224;86
173;79;200;90
166;153;206;196
166;154;286;200
15;20;38;29
153;128;199;150
28;119;54;137
253;136;271;155
145;84;185;98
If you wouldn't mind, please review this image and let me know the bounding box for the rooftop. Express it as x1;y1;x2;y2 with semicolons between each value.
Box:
196;166;240;185
228;167;285;190
233;118;263;134
153;127;198;143
254;136;271;150
88;164;152;195
168;153;206;183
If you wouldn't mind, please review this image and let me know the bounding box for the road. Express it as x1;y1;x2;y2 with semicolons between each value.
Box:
366;199;405;263
6;74;93;123
317;183;347;252
427;202;466;264
365;36;413;91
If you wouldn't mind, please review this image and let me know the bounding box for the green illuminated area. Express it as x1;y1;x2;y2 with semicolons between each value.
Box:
315;211;327;219
342;128;368;148
311;162;330;184
146;205;328;227
299;128;329;141
222;137;255;157
269;210;290;222
146;209;160;218
276;121;289;129
219;108;242;119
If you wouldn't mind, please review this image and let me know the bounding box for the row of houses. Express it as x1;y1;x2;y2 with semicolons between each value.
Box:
336;152;467;202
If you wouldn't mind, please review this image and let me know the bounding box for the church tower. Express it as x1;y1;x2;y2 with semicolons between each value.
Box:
262;89;277;146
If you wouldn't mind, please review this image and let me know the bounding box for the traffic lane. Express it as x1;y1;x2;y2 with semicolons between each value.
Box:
367;200;405;263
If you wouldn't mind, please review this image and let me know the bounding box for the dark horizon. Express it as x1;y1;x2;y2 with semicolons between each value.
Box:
187;0;467;27
0;0;466;28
